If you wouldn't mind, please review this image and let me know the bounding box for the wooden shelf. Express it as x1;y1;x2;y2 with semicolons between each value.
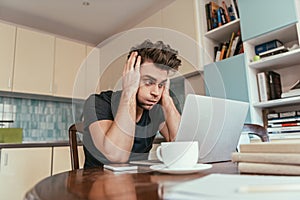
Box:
204;19;240;42
253;96;300;108
249;48;300;70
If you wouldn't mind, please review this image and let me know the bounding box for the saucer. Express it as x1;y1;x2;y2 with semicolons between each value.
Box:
150;164;212;174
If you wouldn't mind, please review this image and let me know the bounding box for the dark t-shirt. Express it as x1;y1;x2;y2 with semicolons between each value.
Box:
83;90;165;168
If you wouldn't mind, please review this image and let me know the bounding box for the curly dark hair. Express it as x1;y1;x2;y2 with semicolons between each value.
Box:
128;40;181;72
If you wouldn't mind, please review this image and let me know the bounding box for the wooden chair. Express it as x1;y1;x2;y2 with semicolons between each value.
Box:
68;122;84;170
242;123;270;142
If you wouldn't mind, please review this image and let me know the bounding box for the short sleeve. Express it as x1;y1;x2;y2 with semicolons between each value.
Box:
83;91;115;130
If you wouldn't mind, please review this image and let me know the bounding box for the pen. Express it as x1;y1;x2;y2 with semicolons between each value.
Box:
237;184;300;193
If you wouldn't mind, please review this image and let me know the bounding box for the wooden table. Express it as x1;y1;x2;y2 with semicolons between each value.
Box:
25;162;239;200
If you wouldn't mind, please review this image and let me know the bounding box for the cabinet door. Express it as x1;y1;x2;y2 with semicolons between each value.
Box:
0;22;16;91
52;146;71;175
239;0;298;41
204;54;251;122
52;146;85;175
13;28;55;95
53;38;86;98
0;147;52;200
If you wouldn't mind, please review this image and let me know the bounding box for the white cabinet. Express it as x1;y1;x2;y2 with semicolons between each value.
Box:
13;28;55;95
0;147;52;200
0;22;16;92
52;146;85;175
53;38;87;99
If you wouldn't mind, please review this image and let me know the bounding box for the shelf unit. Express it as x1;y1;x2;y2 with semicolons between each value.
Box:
199;0;241;66
240;0;300;126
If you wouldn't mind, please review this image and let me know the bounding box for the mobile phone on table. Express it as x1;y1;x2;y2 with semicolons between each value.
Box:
103;164;138;171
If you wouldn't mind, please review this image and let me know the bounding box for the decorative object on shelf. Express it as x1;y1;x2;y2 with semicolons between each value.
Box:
282;80;300;98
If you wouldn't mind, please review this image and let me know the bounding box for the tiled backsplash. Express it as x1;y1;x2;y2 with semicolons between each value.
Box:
0;96;83;142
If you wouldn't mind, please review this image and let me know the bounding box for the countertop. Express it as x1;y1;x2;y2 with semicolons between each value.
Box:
0;141;72;148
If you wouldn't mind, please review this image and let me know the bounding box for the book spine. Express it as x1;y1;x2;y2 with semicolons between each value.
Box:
268;116;300;124
257;72;270;102
205;3;212;31
240;143;300;153
232;152;300;165
267;125;300;133
226;32;235;58
238;162;300;175
222;1;231;23
267;71;282;100
269;122;300;127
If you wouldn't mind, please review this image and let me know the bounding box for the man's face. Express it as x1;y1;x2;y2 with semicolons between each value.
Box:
136;61;168;110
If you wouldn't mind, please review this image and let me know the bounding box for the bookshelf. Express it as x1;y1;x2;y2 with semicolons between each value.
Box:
198;0;300;139
236;0;300;141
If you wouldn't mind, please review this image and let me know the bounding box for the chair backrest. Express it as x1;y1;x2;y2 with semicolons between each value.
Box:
68;122;84;170
242;123;270;142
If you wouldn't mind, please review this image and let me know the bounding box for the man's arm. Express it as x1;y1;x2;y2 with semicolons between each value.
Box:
159;79;181;141
89;52;141;163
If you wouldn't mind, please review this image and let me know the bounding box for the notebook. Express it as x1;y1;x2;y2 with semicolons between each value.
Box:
175;94;249;163
130;94;249;165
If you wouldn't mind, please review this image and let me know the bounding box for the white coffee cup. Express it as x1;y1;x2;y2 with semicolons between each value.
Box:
156;141;199;168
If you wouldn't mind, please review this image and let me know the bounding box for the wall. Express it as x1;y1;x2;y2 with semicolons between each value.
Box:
0;96;83;141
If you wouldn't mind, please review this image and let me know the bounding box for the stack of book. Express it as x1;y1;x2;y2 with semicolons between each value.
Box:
214;30;243;61
232;142;300;175
266;110;300;139
205;0;239;31
257;70;282;102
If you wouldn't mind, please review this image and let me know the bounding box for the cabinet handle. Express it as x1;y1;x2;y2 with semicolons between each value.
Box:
4;153;8;166
8;78;12;89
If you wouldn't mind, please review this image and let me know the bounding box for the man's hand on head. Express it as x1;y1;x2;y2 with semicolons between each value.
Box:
122;52;141;97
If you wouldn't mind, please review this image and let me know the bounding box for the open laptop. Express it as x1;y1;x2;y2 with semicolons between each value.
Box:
130;94;249;165
175;94;249;163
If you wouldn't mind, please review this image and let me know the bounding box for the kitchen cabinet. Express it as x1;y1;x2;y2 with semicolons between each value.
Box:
52;146;85;175
0;22;16;92
53;38;86;99
0;147;52;200
239;0;298;41
204;54;251;122
13;28;55;95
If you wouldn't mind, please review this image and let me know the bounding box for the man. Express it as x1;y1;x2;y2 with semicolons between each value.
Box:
83;40;182;168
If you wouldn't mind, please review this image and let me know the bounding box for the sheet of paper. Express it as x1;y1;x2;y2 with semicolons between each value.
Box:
162;174;300;200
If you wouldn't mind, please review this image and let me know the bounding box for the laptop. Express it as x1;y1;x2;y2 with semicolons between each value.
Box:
175;94;249;163
130;94;249;165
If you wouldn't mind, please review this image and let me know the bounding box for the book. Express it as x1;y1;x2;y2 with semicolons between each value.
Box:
210;1;219;29
268;116;300;124
232;0;239;18
269;122;300;127
255;39;283;55
238;162;300;175
258;46;286;57
267;125;300;133
239;142;300;153
279;111;297;118
219;42;228;60
205;3;212;31
225;31;235;58
267;71;282;100
229;31;240;57
232;152;300;165
256;71;282;101
257;72;270;102
222;1;231;23
227;4;236;21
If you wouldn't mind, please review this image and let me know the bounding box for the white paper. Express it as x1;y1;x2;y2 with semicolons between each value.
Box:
161;174;300;200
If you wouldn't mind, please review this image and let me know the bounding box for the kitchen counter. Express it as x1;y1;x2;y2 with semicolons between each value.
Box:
0;141;74;149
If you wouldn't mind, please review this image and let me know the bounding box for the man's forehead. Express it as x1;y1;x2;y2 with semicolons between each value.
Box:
140;62;168;81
